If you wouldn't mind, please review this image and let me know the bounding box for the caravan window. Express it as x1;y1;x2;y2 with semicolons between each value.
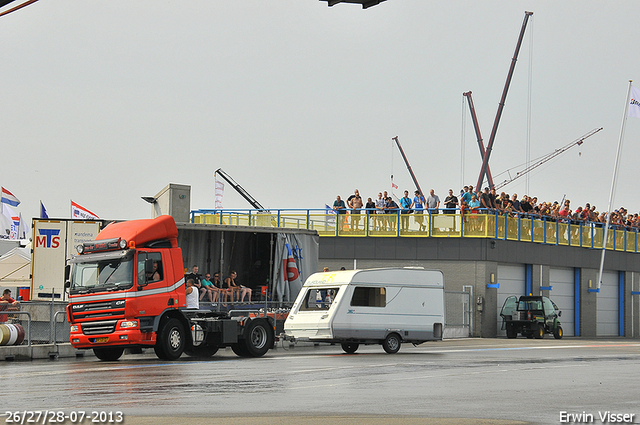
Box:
299;288;340;311
351;287;386;307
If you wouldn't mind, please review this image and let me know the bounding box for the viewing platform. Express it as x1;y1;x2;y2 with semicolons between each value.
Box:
190;208;640;253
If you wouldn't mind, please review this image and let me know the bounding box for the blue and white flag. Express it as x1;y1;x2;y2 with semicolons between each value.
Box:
1;187;20;207
2;204;20;240
40;201;49;219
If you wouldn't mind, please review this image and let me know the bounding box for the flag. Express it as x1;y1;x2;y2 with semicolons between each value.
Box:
0;212;10;240
71;201;99;220
1;187;20;207
215;178;224;209
40;201;49;219
2;204;20;239
18;212;29;239
391;182;398;189
629;85;640;118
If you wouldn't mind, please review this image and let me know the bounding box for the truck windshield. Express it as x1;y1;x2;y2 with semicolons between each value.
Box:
70;252;134;294
299;287;340;311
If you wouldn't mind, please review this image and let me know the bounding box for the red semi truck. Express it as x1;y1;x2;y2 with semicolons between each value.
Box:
65;215;274;361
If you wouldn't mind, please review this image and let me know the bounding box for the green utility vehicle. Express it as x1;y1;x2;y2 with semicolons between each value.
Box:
500;295;563;339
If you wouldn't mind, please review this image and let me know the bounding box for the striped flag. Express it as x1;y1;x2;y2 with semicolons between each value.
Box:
71;201;99;220
1;187;20;207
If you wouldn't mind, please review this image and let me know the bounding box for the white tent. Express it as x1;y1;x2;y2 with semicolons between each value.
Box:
0;243;31;288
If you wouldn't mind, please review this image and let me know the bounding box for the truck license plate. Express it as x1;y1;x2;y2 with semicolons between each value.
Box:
94;337;109;343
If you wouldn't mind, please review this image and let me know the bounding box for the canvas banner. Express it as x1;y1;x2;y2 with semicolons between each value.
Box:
215;179;224;209
271;232;319;302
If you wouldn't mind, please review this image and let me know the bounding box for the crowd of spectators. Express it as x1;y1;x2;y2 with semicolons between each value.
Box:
332;186;639;231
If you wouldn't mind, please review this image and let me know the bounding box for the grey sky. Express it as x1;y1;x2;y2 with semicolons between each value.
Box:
2;1;640;221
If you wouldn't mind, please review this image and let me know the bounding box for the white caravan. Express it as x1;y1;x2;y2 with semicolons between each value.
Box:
284;267;444;354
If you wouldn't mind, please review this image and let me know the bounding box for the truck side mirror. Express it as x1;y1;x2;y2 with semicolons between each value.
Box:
558;311;562;317
64;264;71;281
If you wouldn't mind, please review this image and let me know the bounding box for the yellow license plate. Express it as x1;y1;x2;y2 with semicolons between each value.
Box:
94;337;109;343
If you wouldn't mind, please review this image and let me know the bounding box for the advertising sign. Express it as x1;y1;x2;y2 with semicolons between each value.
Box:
31;219;101;300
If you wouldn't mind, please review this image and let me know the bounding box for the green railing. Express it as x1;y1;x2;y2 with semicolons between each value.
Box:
190;209;638;253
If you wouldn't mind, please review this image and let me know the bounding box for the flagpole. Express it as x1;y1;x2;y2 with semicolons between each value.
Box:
597;80;633;289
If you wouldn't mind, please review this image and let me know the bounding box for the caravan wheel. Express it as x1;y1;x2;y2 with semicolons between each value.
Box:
341;343;359;354
383;333;401;354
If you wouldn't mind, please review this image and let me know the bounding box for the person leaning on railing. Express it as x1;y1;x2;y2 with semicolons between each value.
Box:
0;289;20;323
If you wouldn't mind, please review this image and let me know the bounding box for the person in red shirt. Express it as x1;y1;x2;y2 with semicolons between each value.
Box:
0;289;20;322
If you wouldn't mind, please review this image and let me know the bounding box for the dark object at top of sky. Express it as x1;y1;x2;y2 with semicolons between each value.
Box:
320;0;387;9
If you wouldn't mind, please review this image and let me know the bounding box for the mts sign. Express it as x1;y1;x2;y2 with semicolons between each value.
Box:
35;229;61;248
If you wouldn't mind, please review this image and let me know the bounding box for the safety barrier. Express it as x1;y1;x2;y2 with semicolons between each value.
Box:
191;208;640;253
0;302;68;346
0;311;31;346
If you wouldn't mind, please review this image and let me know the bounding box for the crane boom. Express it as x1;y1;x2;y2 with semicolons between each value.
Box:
463;91;494;188
392;136;425;197
214;168;268;212
476;11;534;190
493;127;603;191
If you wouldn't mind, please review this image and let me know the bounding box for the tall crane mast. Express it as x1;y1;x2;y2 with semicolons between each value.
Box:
214;168;268;212
392;136;425;198
463;91;494;189
472;11;534;191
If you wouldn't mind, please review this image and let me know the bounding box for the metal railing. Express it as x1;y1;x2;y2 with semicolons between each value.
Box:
191;208;640;253
0;302;68;346
0;311;31;346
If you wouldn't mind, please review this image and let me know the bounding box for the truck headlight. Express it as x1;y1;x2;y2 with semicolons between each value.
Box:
120;320;138;329
70;325;79;332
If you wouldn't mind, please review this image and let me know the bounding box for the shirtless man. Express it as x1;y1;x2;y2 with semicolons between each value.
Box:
347;189;364;231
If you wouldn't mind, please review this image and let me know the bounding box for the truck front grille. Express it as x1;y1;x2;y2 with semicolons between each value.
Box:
82;320;118;335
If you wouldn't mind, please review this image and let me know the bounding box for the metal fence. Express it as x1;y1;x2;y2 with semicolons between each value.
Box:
1;301;69;345
191;208;640;253
444;290;472;338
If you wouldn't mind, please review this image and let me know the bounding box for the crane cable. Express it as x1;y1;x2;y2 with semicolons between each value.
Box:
0;0;39;17
461;93;466;189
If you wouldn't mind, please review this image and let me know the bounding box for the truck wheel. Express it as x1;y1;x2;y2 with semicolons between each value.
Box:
534;323;544;339
243;319;273;358
341;343;359;354
553;325;563;340
506;324;517;339
93;347;124;361
231;343;250;357
382;333;401;354
156;318;185;360
186;345;219;357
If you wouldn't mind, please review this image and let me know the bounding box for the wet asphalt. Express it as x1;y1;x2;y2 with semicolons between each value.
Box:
3;338;640;425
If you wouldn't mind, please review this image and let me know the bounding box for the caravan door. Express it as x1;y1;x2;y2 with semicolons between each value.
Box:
285;286;342;340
